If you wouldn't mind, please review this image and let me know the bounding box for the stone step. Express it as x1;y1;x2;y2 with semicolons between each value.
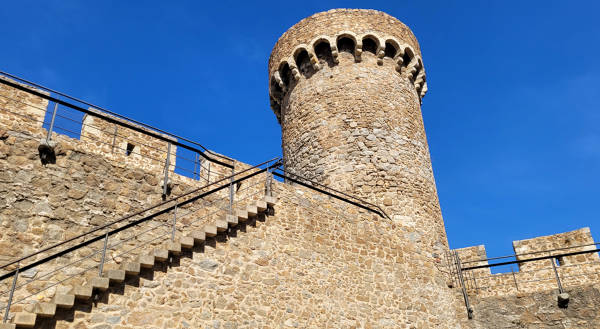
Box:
71;284;93;299
190;230;205;243
0;323;16;329
33;302;56;317
13;312;36;328
225;214;238;226
54;293;75;308
104;269;125;283
204;224;217;237
154;249;169;262
91;276;110;291
247;205;258;217
139;254;155;268
236;209;248;222
256;200;267;212
167;241;181;255
264;195;277;206
180;236;194;249
121;261;141;275
215;219;228;232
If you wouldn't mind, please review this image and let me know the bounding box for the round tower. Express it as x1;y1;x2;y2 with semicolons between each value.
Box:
269;9;446;254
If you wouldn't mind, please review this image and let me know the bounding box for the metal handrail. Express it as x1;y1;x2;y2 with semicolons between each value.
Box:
273;166;391;220
461;247;600;271
0;157;281;279
459;242;600;266
0;70;233;168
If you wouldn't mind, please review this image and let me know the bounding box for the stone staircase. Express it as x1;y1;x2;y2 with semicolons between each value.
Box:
0;196;277;329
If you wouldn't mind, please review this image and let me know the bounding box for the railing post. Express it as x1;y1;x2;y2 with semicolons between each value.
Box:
171;203;177;242
111;124;118;153
228;166;234;215
98;232;109;276
265;167;273;197
454;251;473;319
193;153;198;180
3;263;20;323
551;257;564;294
511;267;519;291
162;142;172;197
46;102;58;142
207;161;211;184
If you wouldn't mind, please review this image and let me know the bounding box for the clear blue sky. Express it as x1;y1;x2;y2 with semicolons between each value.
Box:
1;1;599;263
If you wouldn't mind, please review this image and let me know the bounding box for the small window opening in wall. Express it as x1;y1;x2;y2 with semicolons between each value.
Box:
384;42;397;58
126;143;135;156
337;37;355;54
556;257;564;266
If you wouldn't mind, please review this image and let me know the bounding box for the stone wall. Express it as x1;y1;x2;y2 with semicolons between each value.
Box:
452;228;600;299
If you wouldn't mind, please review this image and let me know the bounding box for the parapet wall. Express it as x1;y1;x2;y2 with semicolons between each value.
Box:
453;228;600;298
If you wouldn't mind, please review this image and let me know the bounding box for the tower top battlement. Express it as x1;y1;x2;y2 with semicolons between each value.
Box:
268;9;427;121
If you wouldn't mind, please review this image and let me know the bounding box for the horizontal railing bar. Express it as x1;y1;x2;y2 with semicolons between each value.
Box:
462;248;600;271
273;167;390;220
272;171;386;219
460;242;600;265
0;75;233;169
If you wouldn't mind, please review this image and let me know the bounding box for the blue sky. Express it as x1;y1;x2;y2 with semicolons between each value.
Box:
1;1;599;263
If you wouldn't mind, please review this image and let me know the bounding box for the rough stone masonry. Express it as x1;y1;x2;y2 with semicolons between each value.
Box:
0;7;599;329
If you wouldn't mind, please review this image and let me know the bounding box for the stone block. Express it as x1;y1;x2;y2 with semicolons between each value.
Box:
91;276;110;291
167;241;181;255
54;293;75;308
204;225;217;237
264;195;277;206
190;230;205;242
139;254;155;268
247;205;258;217
236;209;248;222
256;200;267;212
216;219;228;232
225;214;238;226
13;312;36;328
0;323;16;329
154;249;169;262
72;285;93;299
121;261;141;275
180;236;194;249
33;302;56;317
105;269;125;283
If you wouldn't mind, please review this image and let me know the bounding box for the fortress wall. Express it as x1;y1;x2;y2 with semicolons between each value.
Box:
0;82;264;315
452;228;600;298
31;179;465;329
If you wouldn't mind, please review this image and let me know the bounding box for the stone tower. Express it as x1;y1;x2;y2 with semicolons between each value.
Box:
269;9;461;328
269;9;447;254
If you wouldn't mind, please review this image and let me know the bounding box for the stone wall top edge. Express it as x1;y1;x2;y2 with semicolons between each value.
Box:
512;227;593;246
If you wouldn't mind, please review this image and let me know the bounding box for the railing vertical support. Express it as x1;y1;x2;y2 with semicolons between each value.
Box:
163;142;172;197
511;267;519;291
111;124;118;153
3;264;19;323
228;166;234;214
193;153;198;180
551;257;564;294
171;203;178;242
265;167;273;197
98;232;109;276
454;251;473;319
46;102;58;142
207;162;211;184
